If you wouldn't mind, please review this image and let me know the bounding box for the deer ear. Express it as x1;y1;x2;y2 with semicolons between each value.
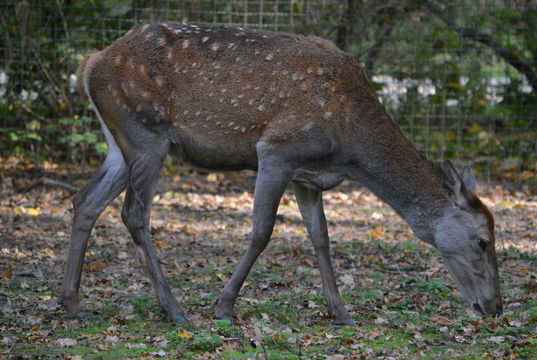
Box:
442;160;469;207
461;165;476;194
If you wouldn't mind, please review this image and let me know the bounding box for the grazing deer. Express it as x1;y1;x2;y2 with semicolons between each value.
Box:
62;22;502;325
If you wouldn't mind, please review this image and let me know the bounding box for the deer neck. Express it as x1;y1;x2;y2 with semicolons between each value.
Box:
346;115;448;244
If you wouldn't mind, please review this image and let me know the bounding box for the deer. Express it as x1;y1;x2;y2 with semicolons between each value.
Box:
61;22;503;325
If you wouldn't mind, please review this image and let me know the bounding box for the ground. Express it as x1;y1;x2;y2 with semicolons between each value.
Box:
1;158;536;359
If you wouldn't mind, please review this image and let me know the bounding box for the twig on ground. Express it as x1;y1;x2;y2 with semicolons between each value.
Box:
18;177;78;194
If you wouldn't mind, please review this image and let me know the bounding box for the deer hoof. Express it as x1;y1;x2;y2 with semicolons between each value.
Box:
215;310;235;325
170;315;189;323
335;318;355;326
67;311;86;320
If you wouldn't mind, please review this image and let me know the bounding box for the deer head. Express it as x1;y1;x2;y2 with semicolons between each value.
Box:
435;161;502;317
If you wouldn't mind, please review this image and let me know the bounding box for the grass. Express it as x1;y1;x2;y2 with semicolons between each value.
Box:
1;171;536;358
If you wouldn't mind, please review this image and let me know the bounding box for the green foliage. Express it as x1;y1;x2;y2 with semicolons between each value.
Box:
1;1;535;179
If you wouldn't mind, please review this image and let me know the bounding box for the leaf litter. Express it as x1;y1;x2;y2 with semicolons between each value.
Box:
0;163;536;359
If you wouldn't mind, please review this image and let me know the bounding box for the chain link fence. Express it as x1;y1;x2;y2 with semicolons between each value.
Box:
1;0;535;182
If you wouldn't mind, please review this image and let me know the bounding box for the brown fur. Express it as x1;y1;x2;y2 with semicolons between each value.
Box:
83;23;368;141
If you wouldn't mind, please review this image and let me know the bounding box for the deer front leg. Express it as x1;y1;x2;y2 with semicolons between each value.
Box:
292;182;354;325
121;151;187;323
62;157;128;319
216;160;293;322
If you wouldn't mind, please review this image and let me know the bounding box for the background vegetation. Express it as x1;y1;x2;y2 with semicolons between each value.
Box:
1;0;536;181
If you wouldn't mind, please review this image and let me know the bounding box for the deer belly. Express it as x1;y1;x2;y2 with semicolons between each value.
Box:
169;137;258;171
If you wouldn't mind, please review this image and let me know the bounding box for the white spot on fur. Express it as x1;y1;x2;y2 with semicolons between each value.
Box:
324;112;333;120
156;77;163;87
211;43;220;51
114;56;122;65
157;37;166;46
317;68;325;75
257;104;265;111
302;122;313;131
182;39;190;48
265;53;274;61
202;36;209;43
140;24;149;33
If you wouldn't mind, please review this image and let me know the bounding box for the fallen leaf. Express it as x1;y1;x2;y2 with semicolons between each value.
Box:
489;336;505;344
428;315;454;326
27;208;41;216
178;332;191;339
57;338;77;347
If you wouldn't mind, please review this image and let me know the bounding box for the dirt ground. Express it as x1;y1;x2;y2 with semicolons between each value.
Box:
1;160;536;359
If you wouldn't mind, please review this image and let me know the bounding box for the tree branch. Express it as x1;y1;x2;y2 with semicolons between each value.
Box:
421;0;537;92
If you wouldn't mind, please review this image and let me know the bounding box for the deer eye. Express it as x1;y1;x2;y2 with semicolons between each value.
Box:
478;238;489;251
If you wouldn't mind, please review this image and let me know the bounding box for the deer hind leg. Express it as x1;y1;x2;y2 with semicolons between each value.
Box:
216;157;293;322
120;144;187;323
62;138;128;319
292;182;354;325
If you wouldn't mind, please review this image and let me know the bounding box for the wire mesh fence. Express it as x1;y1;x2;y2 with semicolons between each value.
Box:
1;0;535;182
